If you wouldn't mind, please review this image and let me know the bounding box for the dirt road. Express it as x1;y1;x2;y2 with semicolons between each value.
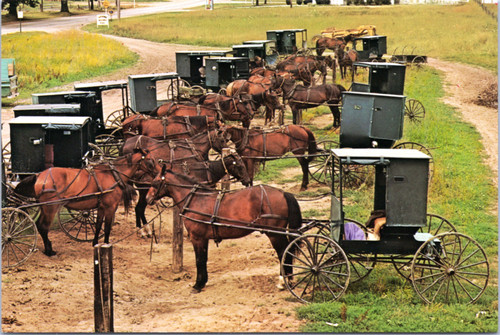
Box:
1;36;497;332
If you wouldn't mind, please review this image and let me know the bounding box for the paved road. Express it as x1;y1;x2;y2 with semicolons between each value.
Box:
1;0;210;34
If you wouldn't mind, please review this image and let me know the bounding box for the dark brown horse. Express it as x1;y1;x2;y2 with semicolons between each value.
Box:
224;125;318;191
311;35;349;56
121;115;218;140
145;166;302;292
276;75;346;127
15;150;157;256
276;55;335;86
121;132;239;235
152;95;254;128
336;48;359;79
226;75;285;124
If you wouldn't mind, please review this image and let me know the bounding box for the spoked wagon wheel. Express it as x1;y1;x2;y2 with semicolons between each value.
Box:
58;208;103;242
105;106;134;129
167;79;191;101
391;214;457;280
2;207;38;268
95;134;122;158
411;232;489;304
2;141;15;182
404;99;425;124
309;140;337;186
393;141;434;180
281;234;350;303
344;218;377;283
309;140;370;190
411;56;426;68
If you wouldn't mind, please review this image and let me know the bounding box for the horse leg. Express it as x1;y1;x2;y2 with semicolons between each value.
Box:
135;188;152;238
266;233;293;290
329;104;341;129
92;208;106;246
35;205;59;256
297;157;309;191
191;237;209;292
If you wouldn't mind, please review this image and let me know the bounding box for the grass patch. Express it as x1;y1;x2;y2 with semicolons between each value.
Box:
1;30;138;100
83;1;497;72
293;66;497;333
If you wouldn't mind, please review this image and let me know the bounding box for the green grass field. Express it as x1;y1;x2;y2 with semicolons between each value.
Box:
1;1;498;332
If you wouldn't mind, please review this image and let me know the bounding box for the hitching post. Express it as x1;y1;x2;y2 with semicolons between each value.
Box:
172;207;183;273
94;244;114;333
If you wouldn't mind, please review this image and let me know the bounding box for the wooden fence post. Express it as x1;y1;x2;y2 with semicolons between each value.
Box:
172;207;183;273
94;244;114;333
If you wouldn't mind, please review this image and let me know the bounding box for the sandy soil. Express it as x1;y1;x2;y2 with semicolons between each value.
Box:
1;37;497;333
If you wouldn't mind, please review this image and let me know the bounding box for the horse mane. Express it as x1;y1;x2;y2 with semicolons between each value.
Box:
13;174;38;198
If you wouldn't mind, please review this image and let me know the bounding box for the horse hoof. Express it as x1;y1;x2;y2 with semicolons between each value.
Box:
191;287;203;294
44;250;57;257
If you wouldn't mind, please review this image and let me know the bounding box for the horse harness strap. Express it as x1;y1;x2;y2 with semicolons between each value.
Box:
210;191;225;245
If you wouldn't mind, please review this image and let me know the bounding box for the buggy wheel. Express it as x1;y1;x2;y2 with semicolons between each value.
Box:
411;56;426;68
167;79;191;100
344;218;377;283
393;141;434;180
391;214;457;280
105;109;127;129
411;232;489;304
404;99;425;124
281;234;350;303
2;141;14;182
58;208;102;242
2;207;38;268
308;140;337;186
95;134;122;158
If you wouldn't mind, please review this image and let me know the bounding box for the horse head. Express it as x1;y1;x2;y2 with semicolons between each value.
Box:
222;149;251;187
121;114;147;138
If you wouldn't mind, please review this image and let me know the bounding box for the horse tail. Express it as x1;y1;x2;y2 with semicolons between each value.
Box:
226;82;234;96
122;183;137;214
284;192;302;248
284;191;302;232
150;106;159;117
303;127;318;161
336;84;347;93
311;34;322;43
13;174;38;198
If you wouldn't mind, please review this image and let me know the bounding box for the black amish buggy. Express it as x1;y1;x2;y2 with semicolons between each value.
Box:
266;29;307;55
205;57;250;92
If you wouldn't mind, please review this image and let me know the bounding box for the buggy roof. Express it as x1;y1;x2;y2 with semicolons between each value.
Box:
74;80;128;90
267;29;306;33
232;44;265;49
32;90;95;97
128;72;179;80
176;50;231;56
8;116;91;125
354;62;406;69
331;148;430;160
13;104;81;112
353;35;386;41
243;40;275;44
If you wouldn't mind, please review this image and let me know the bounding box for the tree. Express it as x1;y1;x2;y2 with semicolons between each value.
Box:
2;0;40;17
60;0;69;12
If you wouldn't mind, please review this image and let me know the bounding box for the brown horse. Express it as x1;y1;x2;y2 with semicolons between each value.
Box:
276;75;346;127
312;35;349;56
121;115;218;140
153;95;254;128
224;125;318;191
276;55;335;86
121;132;235;234
336;48;359;79
226;75;284;124
145;166;302;292
14;150;157;256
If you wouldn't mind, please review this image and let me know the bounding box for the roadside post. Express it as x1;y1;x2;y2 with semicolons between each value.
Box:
17;10;23;33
